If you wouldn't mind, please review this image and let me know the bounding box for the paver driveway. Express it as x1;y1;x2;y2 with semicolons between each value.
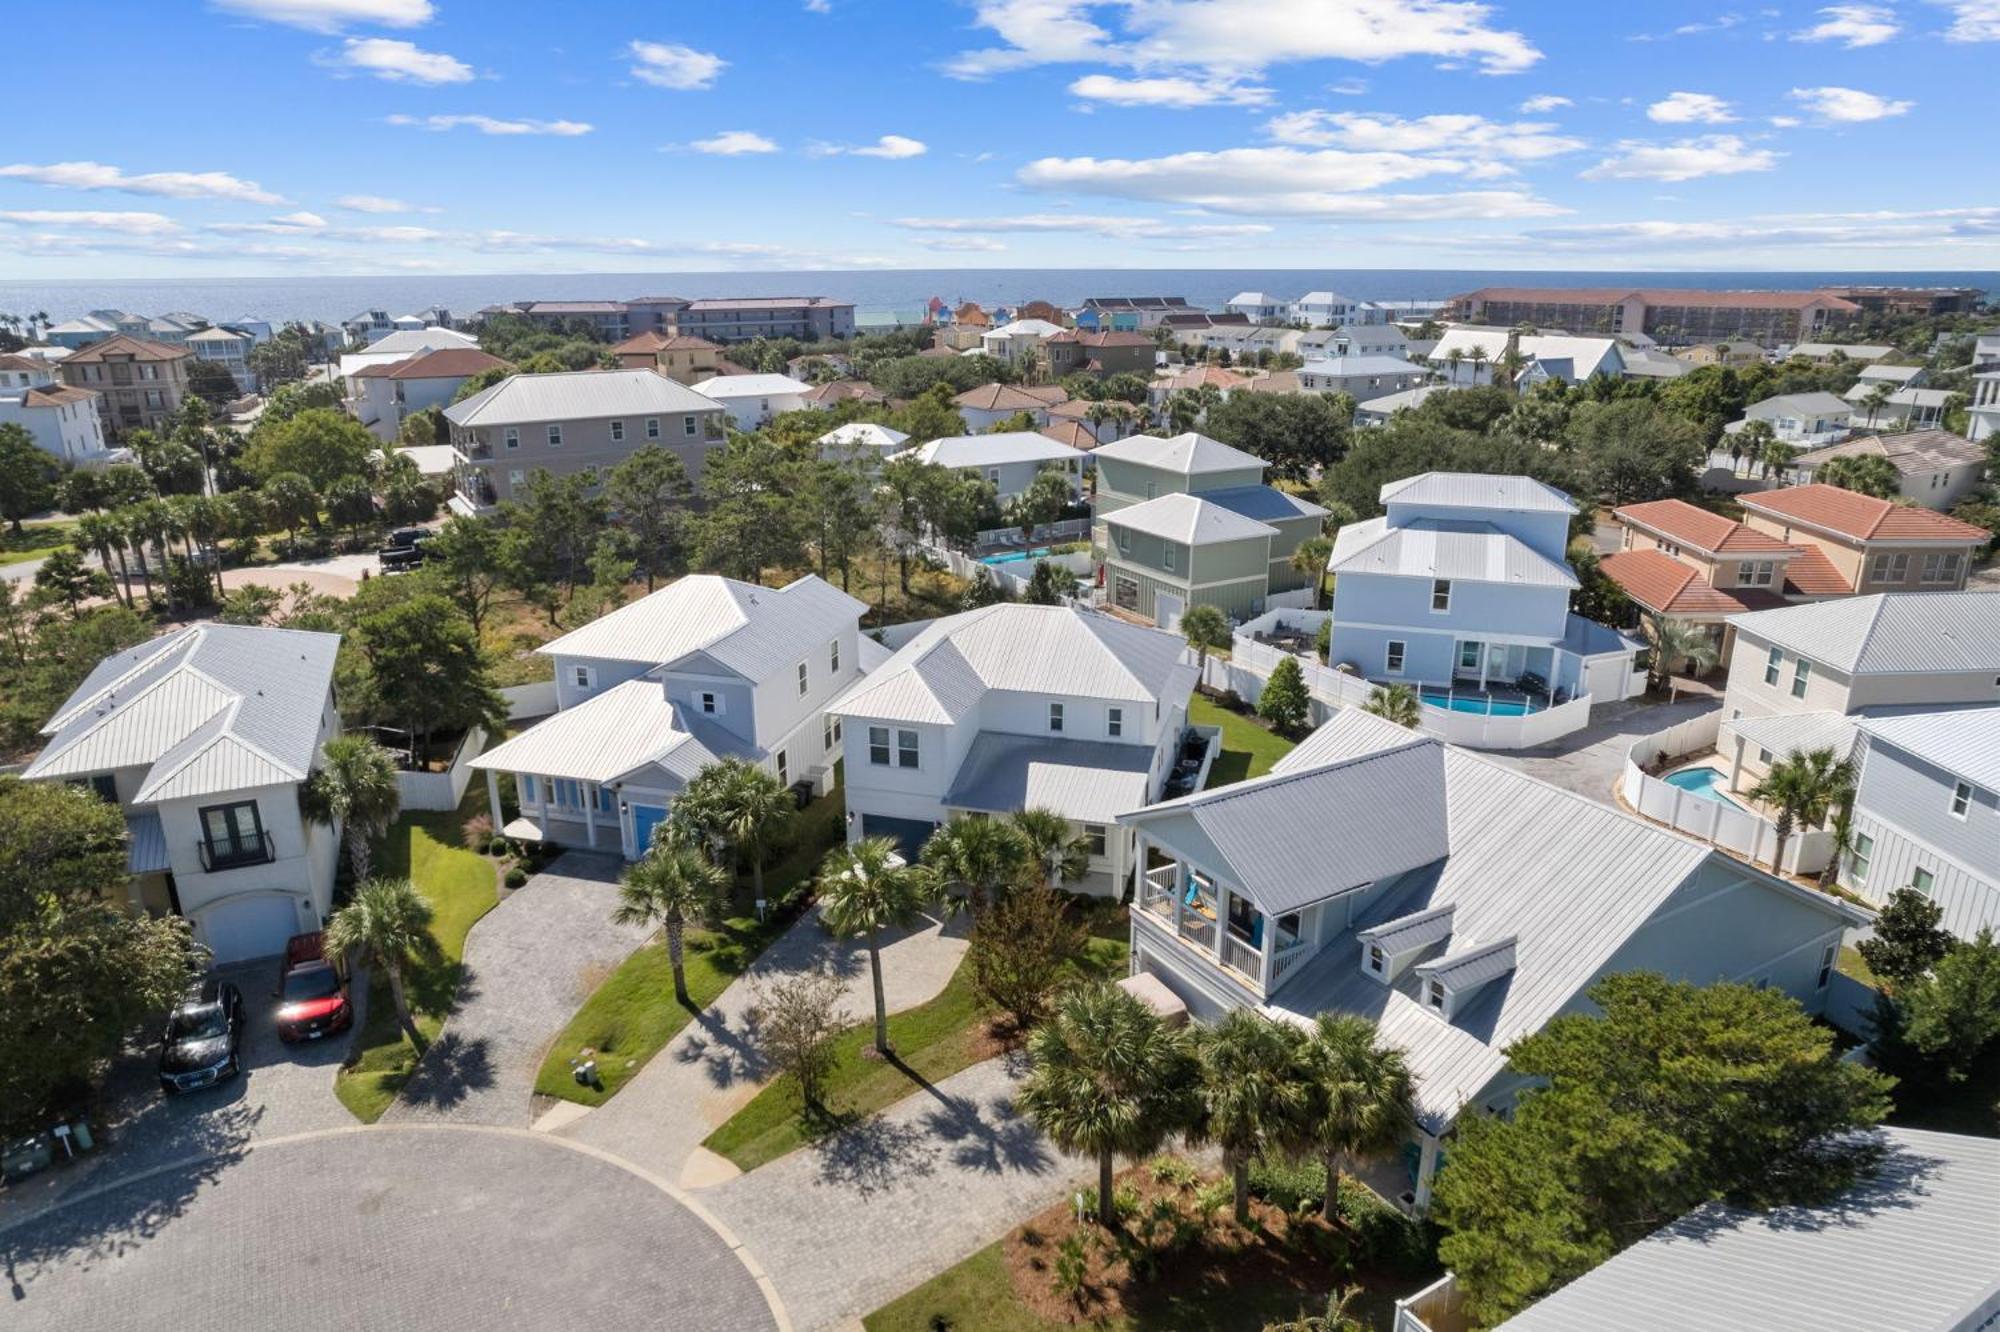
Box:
0;1126;782;1332
385;852;652;1127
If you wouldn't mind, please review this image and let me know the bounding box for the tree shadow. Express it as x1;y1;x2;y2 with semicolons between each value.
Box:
674;1003;771;1092
915;1075;1055;1178
390;1031;496;1111
809;1111;938;1197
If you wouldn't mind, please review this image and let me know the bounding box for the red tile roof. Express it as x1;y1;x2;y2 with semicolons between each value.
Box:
1781;545;1851;597
1038;421;1100;450
389;348;508;380
22;385;94;407
1740;484;1993;543
1615;499;1797;555
61;332;189;363
1600;549;1787;618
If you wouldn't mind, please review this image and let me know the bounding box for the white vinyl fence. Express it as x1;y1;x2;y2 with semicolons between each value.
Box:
1619;712;1835;876
396;726;486;812
499;680;557;721
972;517;1092;547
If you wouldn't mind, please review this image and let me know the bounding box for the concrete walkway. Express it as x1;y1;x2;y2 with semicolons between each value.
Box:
562;903;967;1185
1484;694;1721;804
702;1053;1092;1332
385;852;652;1127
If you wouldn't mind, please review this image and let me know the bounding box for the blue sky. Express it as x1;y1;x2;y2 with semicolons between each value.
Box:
4;0;1996;277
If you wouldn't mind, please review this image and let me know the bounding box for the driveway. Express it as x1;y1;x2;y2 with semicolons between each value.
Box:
0;1126;781;1332
565;903;967;1186
1483;694;1721;804
385;852;653;1127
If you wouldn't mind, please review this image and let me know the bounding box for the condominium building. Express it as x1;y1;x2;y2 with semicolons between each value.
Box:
675;297;854;343
57;334;192;438
1445;287;1860;345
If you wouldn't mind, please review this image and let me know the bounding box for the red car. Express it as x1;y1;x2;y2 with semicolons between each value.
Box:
277;932;352;1043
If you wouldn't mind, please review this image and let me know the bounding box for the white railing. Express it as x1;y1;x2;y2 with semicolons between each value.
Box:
1140;864;1177;919
1178;911;1216;951
974;516;1091;547
1222;932;1261;981
1394;1274;1467;1332
1270;939;1311;987
1619;711;1836;876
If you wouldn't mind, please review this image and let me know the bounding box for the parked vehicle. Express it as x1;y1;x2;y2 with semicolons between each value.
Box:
159;977;245;1094
378;544;426;572
385;527;430;550
276;932;351;1043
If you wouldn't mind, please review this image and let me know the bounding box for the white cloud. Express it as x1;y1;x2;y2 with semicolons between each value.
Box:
330;37;472;84
628;40;726;90
948;0;1540;80
1646;91;1735;124
1793;4;1901;46
895;214;1272;239
1328;78;1369;95
916;235;1009;252
1939;1;2000;42
1519;94;1572;112
851;134;928;159
209;211;331;234
0;160;284;204
1482;207;2000;254
688;130;779;155
1788;85;1914;121
1263;110;1585;160
273;211;327;227
1581;135;1779;181
385;114;592;136
1769;115;1803;127
0;210;183;235
1068;74;1271;107
209;0;433;32
336;194;436;213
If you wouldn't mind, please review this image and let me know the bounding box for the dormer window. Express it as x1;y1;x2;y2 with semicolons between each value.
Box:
1426;979;1448;1012
1365;944;1385;976
1049;702;1064;733
699;691;721;715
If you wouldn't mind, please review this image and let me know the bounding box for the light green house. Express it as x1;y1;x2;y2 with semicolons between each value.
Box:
1093;432;1327;624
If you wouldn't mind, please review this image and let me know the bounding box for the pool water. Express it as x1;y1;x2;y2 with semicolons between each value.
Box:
980;547;1052;565
1664;765;1745;810
1418;688;1541;716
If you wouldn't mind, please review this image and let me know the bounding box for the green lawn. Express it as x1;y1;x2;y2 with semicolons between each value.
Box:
531;780;849;1107
1190;694;1297;787
704;924;1129;1173
333;789;501;1122
0;520;78;566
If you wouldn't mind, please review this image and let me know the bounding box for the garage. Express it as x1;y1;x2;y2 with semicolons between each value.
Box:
860;814;938;862
198;893;305;963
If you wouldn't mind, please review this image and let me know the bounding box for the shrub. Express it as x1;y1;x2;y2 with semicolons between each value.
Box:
1250;1156;1328;1215
1194;1178;1234;1219
967;884;1086;1029
486;837;508;856
1051;1231;1092;1304
1150;1154;1201;1190
461;813;493;850
504;867;528;888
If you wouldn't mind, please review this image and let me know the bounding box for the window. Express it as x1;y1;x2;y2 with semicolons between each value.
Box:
987;467;1001;485
1386;640;1406;674
1758;747;1774;764
1115;527;1131;557
505;427;519;450
1107;706;1123;738
646;418;660;439
1912;866;1936;897
595;785;615;814
797;661;809;697
1426;979;1447;1011
1922;553;1963;584
1084;824;1107;857
829;639;840;674
84;773;118;802
610;419;625;442
823;714;841;751
776;750;789;786
1816;942;1836;991
521;775;537;803
1458;641;1480;671
1849;832;1873;883
868;726;891;766
1162;544;1176;574
698;690;720;714
897;729;919;768
1790;658;1812;699
1868;552;1909;584
683;415;697;437
1740;560;1776;588
1049;702;1065;733
1366;944;1385;976
198;800;268;869
547;424;563;447
1764;646;1783;686
508;469;525;487
1951;781;1973;819
572;665;593;690
1431;579;1452;612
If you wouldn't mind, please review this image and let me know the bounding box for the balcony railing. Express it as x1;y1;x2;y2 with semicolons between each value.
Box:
1178;910;1216;952
1270;939;1312;988
197;830;275;872
1221;932;1261;980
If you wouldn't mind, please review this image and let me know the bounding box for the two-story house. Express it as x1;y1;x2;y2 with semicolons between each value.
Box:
1043;330;1155;381
56;334;192;439
1290;291;1372;327
952;383;1064;432
470;575;869;861
1094;432;1327;625
831;604;1199;889
22;624;343;963
1124;707;1864;1213
0;353;111;465
1787;430;1988;512
896;431;1085;504
1328;473;1642;704
1728;392;1854;447
444;369;726;514
692;373;812;431
1844;706;2000;940
979;319;1066;369
349;347;509;443
338;326;482;389
1602;498;1847;641
1737;485;1989;595
609;332;727;383
1295;356;1429;397
184;326;259;395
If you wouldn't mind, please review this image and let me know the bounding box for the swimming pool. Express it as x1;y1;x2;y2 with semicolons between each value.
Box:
1418;688;1542;716
1663;765;1746;810
980;547;1052;565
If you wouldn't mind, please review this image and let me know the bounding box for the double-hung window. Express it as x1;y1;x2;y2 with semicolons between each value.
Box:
1790;657;1812;700
609;419;625;442
1848;832;1873;884
796;661;809;697
683;415;697;437
1816;942;1836;991
646;418;660;439
828;638;840;674
823;715;841;751
896;729;919;769
1162;544;1176;574
1107;706;1123;738
1366;944;1385;976
776;750;789;786
698;690;721;715
868;726;891;766
1084;824;1107;857
1048;702;1064;733
547;423;563;448
572;665;593;690
504;427;519;450
1912;866;1936;897
1950;781;1974;819
1764;646;1783;686
1386;640;1406;674
1431;579;1452;612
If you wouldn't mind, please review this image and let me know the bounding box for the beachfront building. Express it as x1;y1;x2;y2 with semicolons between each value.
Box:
676;297;854;343
56;334;192;439
1444;287;1860;345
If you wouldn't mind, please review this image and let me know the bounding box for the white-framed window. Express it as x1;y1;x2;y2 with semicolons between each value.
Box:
508;469;525;486
1868;552;1909;584
1950;781;1973;819
796;661;809;697
1764;646;1783;686
1115;526;1131;557
683;415;697;436
1162;544;1176;574
776;750;789;786
823;714;841;751
1740;560;1776;588
1107;706;1123;738
1386;640;1406;674
1912;865;1936;897
1758;747;1773;764
1660;539;1682;558
1431;579;1451;612
572;665;593;690
547;423;563;447
698;690;721;714
1790;658;1812;699
505;427;519;450
1458;641;1480;670
1849;831;1873;883
520;775;537;803
1426;979;1447;1011
868;725;891;766
1084;824;1107;857
828;638;840;674
646;417;660;439
1922;552;1963;584
897;729;919;768
610;419;625;442
1365;943;1385;976
1049;702;1064;733
1816;942;1836;991
986;467;1001;485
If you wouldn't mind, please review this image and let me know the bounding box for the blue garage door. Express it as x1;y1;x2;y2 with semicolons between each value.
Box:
631;805;669;857
861;815;938;862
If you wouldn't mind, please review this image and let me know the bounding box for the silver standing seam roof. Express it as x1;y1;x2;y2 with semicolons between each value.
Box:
1091;431;1265;475
942;733;1155;825
1104;492;1278;546
1728;592;2000;676
1857;704;2000;790
537;574;865;678
1379;471;1578;514
1725;710;1861;762
467;679;759;787
444;368;718;427
1329;516;1579;588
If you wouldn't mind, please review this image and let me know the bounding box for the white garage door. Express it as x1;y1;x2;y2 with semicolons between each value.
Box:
199;894;302;963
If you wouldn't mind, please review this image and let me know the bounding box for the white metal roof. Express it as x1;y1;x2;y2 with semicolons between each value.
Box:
538;574;865;677
942;733;1155;824
1726;710;1860;761
1104;492;1277;546
468;679;753;786
830;604;1196;726
1729;593;2000;676
692;373;811;401
1519;334;1623;379
1356;385;1447;416
900;431;1085;470
1857;704;2000;790
1748;391;1853;419
446;369;718;427
1430;327;1511;361
1380;471;1577;514
986;318;1065;338
25;624;338;805
1493;1127;2000;1332
818;422;909;451
1298;355;1427;377
1092;431;1265;475
1329;516;1579;588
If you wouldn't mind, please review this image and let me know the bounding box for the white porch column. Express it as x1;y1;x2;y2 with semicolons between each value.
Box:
1170;856;1185;935
1212;883;1228;963
1413;1132;1441;1212
537;775;552;832
1258;912;1276;992
583;783;598;847
485;769;502;831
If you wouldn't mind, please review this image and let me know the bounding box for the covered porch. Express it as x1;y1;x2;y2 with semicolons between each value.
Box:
1132;842;1334;999
487;769;628;855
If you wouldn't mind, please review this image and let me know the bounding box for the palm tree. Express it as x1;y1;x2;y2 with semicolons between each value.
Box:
920;814;1033;914
1291;535;1333;609
75;511;132;608
1180;603;1231;681
1467;345;1489;383
613;838;730;1006
818;837;937;1054
302;734;403;883
324;877;435;1046
1861;380;1894;430
1192;1010;1309;1223
1444;348;1465;384
1735;419;1775;475
1009;806;1091;890
1364;683;1422;729
1293;1014;1414;1222
674;758;797;906
1643;612;1720;700
1747;746;1856;875
1758;437;1797;482
1019;982;1198;1227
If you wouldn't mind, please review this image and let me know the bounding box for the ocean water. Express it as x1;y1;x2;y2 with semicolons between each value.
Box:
0;267;1994;327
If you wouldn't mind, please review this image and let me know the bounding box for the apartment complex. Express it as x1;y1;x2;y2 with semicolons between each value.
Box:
675;297;855;343
1445;287;1860;344
56;333;192;438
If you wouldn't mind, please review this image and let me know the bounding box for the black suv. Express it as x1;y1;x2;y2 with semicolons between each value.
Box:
159;977;245;1094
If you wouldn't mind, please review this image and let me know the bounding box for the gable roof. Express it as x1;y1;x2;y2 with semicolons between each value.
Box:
1331;516;1579;588
952;383;1066;412
365;326;479;357
1792;429;1986;476
24;624;339;805
692;373;811;400
1739;485;1992;544
1615;498;1798;554
1600;549;1784;617
1728;592;2000;675
388;347;507;381
537;574;864;677
468;679;757;787
1857;704;2000;790
901;431;1084;470
830;605;1194;726
61;333;189;364
445;368;718;427
817;422;908;451
1104;492;1278;546
1381;471;1577;514
1746;391;1853;420
1092;430;1265;475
